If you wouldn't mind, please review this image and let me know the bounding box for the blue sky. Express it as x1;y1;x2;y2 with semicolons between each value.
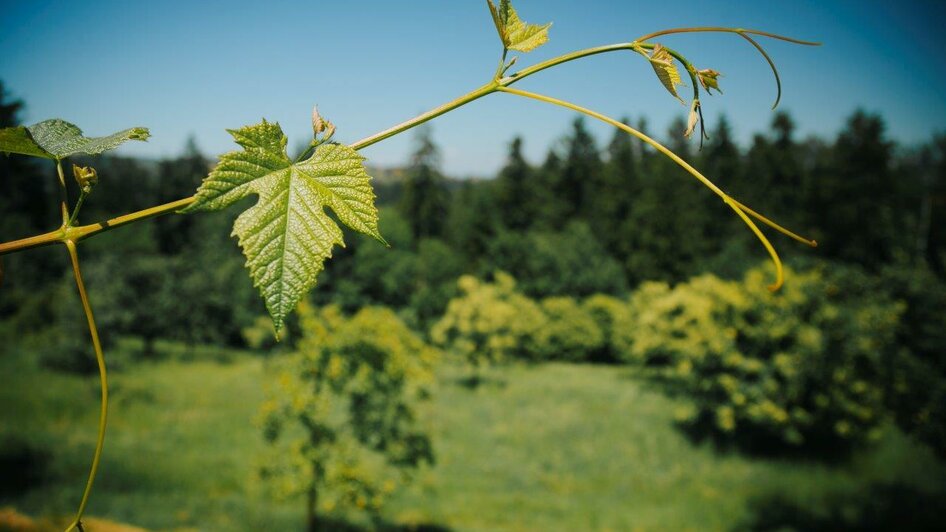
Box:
2;0;944;176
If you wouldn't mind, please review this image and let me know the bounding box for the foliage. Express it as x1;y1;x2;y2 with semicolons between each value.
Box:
431;273;547;367
433;273;638;365
633;43;685;103
879;262;946;457
627;262;902;450
399;126;450;242
486;222;627;298
182;119;385;334
259;303;437;525
582;294;635;363
0;118;148;160
315;209;464;328
533;297;604;362
487;0;551;53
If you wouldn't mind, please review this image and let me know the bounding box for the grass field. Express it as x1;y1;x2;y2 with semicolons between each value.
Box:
1;350;944;531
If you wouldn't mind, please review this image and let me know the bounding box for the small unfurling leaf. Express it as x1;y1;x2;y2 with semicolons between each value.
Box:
0;119;149;160
72;164;98;193
633;43;686;104
697;69;723;94
311;106;335;142
487;0;551;53
182;119;385;333
684;100;700;139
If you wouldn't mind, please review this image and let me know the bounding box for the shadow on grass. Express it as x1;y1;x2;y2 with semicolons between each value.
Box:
0;434;50;497
309;515;452;532
675;414;860;463
737;482;946;532
453;374;506;391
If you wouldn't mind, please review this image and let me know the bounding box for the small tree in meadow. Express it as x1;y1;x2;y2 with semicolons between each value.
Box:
258;302;438;529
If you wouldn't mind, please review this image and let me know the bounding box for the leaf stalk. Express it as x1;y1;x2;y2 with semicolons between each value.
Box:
62;239;109;532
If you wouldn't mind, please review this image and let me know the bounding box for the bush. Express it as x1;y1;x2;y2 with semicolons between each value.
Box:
627;262;902;450
879;262;946;457
583;294;635;363
259;302;438;524
430;273;547;366
534;297;604;362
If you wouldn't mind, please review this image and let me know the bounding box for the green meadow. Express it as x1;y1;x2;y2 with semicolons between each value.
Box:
2;349;943;531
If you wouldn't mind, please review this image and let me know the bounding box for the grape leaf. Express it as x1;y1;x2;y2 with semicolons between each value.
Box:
0;119;149;160
182;119;385;333
487;0;551;53
633;43;685;104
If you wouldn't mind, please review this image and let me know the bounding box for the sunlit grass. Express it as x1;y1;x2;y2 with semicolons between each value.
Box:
1;351;943;531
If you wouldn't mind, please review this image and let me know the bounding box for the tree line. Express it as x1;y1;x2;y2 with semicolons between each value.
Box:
1;80;944;357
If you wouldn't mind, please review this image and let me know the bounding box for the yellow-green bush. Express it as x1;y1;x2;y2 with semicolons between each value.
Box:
534;297;604;362
583;294;635;363
628;263;902;449
259;302;438;523
430;272;547;365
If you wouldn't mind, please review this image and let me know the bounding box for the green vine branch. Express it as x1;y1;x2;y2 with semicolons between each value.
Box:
0;28;815;260
496;85;816;290
63;239;109;532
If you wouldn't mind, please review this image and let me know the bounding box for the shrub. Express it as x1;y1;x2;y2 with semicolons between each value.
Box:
259;302;438;525
534;297;604;362
628;262;902;450
430;272;547;366
583;294;635;363
879;262;946;457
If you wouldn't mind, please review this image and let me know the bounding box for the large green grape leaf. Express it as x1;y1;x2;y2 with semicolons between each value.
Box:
182;119;385;334
487;0;551;52
0;119;149;160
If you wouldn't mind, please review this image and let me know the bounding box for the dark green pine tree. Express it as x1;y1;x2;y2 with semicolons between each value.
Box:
623;117;718;284
594;118;638;258
445;180;500;268
532;147;564;230
809;111;901;267
399;125;449;242
0;82;59;318
740;112;804;229
494;136;535;231
701;115;741;194
154;136;208;254
925;135;946;273
0;82;51;235
701;115;749;238
558;117;603;224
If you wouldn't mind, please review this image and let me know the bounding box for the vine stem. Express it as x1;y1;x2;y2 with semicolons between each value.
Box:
634;27;821;46
66;191;88;228
496;85;816;290
56;161;70;226
0;42;643;257
630;27;820;110
0;29;816;257
63;239;109;532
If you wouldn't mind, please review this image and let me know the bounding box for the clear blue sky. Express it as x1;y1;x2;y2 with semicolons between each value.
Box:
2;0;944;176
